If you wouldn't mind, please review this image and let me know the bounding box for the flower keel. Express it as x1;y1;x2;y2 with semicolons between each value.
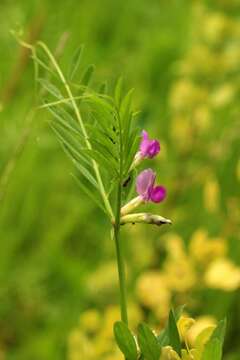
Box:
136;169;166;203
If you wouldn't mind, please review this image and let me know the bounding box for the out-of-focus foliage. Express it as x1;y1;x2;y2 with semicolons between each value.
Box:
0;0;239;359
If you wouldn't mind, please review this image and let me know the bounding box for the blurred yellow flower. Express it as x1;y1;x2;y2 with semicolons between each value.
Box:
180;45;223;77
171;115;192;151
164;258;196;293
193;106;211;133
170;80;208;112
126;225;154;268
194;325;216;354
210;83;235;108
190;229;227;266
87;261;118;295
136;271;170;318
203;12;234;45
104;352;123;360
181;348;198;360
203;176;220;213
186;316;217;347
161;346;181;360
68;329;95;360
164;234;186;260
163;235;197;292
177;316;195;341
79;309;101;334
68;303;142;360
223;44;240;72
102;305;121;339
204;258;240;290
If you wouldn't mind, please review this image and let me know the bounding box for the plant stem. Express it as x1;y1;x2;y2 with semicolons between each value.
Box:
113;105;128;325
113;183;128;325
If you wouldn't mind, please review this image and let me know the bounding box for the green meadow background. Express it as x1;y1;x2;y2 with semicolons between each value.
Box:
0;0;240;359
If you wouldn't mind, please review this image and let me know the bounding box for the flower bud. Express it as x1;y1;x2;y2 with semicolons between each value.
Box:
161;346;181;360
121;196;143;216
120;212;172;226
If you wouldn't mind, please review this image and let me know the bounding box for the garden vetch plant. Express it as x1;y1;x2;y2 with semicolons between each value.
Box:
19;39;226;360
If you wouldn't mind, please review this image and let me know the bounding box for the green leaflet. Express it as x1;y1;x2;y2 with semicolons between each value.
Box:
174;305;186;320
98;81;108;94
122;169;137;202
124;128;140;176
72;174;107;214
90;139;119;166
85;97;118;142
50;128;86;173
168;309;181;356
38;78;63;99
120;88;134;142
211;319;226;345
50;121;84;158
114;80;137;175
75;65;96;104
32;54;56;76
80;64;95;88
61;141;90;168
114;321;138;360
137;323;161;360
201;339;222;360
86;122;118;157
73;161;98;189
201;319;226;360
90;112;118;144
114;77;124;108
82;148;119;177
68;44;84;80
48;105;82;136
158;307;184;352
86;93;115;115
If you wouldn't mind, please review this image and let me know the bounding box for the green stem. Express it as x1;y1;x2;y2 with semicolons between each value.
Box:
113;183;128;325
113;106;128;325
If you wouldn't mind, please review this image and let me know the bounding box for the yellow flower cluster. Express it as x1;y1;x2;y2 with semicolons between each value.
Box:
169;1;240;189
68;228;239;359
161;314;216;359
136;230;240;321
68;305;142;360
68;309;218;360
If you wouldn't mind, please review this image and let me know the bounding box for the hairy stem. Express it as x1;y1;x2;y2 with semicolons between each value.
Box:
113;108;128;326
113;183;128;325
36;41;114;221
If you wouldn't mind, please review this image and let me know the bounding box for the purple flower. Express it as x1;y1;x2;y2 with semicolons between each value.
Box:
140;130;160;159
136;169;166;203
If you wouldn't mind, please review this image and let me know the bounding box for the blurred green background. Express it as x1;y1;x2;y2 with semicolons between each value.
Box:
0;0;240;359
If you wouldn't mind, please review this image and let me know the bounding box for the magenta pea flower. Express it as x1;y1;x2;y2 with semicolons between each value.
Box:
136;169;166;203
140;130;160;159
121;168;166;215
130;130;160;171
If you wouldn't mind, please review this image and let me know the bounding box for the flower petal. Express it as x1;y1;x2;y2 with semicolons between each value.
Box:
141;130;149;141
139;130;160;158
150;186;166;203
140;130;150;157
147;140;160;158
136;169;156;201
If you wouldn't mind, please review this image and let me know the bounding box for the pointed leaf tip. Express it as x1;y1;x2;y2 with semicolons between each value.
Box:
137;323;161;360
68;44;84;80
